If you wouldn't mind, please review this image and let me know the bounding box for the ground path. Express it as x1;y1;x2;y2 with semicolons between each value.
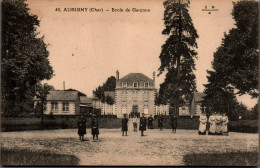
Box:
1;128;258;166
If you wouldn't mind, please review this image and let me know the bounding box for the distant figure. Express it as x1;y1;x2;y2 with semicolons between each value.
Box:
208;112;217;135
132;115;138;132
170;113;178;133
91;114;99;141
122;114;128;136
148;115;154;129
221;113;229;136
215;112;223;135
158;114;163;130
198;112;207;135
77;116;86;141
139;113;147;136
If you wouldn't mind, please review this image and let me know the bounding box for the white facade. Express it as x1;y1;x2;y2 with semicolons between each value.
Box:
34;101;77;115
155;105;169;115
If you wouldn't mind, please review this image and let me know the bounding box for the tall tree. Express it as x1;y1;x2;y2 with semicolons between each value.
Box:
93;76;116;103
158;0;198;115
1;0;54;116
210;1;258;98
202;70;240;120
35;83;54;124
202;0;258;120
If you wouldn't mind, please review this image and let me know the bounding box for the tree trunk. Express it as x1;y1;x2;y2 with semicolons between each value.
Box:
175;1;182;116
41;102;44;125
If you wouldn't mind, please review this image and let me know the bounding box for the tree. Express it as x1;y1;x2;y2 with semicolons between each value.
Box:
105;95;115;105
93;76;116;104
202;70;240;120
35;83;54;124
210;1;258;98
202;0;258;120
1;0;54;116
158;0;198;116
250;103;258;120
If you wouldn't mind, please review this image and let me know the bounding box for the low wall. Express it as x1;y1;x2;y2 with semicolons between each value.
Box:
1;117;258;133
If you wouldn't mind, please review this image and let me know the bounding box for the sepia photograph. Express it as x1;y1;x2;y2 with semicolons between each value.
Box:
1;0;259;166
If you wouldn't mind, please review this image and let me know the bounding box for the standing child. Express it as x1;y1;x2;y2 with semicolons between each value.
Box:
198;112;207;135
132;115;138;132
148;115;154;129
77;116;86;141
215;112;223;135
158;114;163;131
139;113;147;136
170;113;178;133
221;113;229;135
91;114;99;142
122;114;128;136
208;112;216;135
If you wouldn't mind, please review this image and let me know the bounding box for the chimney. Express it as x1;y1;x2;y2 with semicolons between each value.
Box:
116;70;119;80
63;81;65;91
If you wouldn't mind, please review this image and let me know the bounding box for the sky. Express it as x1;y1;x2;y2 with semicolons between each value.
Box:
27;0;257;108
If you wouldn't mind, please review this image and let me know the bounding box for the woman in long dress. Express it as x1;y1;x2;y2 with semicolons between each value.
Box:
208;112;216;135
221;113;229;135
215;112;223;135
198;112;207;135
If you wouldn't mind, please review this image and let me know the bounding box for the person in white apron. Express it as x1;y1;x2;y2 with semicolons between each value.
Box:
215;112;223;135
221;113;229;135
198;112;207;135
208;112;216;135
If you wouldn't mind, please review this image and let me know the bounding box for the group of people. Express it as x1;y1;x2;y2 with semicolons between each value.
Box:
199;112;229;135
77;114;99;142
122;113;178;136
122;113;148;136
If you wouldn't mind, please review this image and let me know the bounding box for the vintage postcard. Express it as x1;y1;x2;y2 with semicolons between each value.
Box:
1;0;259;166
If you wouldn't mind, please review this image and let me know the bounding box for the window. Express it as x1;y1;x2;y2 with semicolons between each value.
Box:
144;82;149;88
122;82;127;87
143;91;149;102
132;91;138;101
133;82;138;88
121;91;127;101
62;101;69;112
51;101;58;112
144;104;149;114
121;103;127;114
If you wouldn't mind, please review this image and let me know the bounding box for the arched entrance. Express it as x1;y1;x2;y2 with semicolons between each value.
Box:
130;105;140;118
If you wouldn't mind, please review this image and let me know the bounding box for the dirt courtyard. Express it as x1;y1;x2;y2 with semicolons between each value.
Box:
1;128;258;166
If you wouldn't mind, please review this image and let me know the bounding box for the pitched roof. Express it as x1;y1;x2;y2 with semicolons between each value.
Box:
46;91;79;101
119;73;153;83
80;96;93;104
193;92;205;102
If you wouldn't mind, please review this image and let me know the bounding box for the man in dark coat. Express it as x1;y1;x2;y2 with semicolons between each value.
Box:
170;114;178;133
91;114;99;142
77;116;86;141
148;115;154;129
158;114;163;130
122;114;128;136
139;113;147;136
